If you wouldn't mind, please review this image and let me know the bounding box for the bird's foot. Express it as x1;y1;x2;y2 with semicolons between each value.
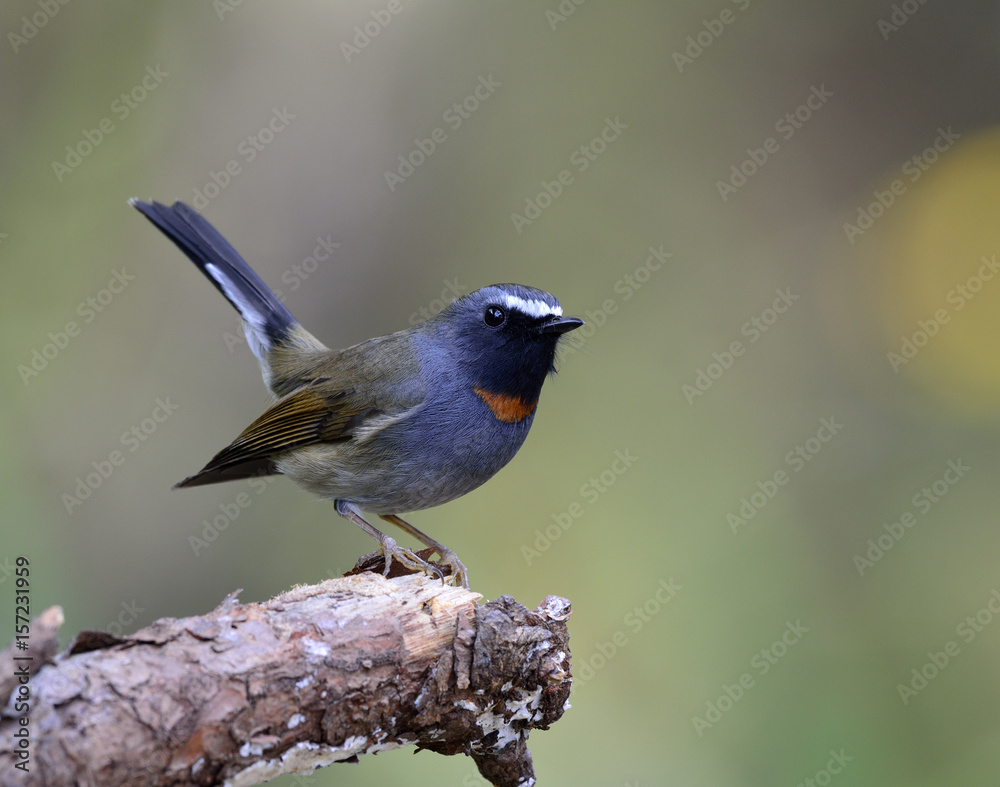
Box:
433;547;469;589
376;535;446;583
349;540;468;588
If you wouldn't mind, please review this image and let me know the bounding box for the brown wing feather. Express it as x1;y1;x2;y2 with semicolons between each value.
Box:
174;389;378;488
175;331;425;489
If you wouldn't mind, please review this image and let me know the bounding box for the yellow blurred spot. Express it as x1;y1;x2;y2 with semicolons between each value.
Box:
880;128;1000;413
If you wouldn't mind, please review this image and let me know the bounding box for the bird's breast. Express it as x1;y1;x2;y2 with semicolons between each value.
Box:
472;386;538;424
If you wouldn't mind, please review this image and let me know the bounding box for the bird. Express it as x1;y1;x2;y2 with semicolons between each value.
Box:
130;199;583;587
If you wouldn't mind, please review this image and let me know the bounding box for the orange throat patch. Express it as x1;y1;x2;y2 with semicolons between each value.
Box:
474;386;538;424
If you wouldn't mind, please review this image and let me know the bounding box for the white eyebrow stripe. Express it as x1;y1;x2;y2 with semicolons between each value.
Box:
503;294;562;318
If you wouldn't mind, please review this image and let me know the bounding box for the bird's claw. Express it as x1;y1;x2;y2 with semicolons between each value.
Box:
434;548;469;589
378;536;449;584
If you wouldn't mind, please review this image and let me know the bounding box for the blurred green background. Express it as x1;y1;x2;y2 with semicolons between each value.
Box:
4;1;1000;784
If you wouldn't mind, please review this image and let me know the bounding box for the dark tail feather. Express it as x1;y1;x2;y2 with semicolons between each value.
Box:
173;457;280;489
130;199;296;355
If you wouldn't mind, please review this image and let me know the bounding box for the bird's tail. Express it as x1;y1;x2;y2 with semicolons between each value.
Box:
130;199;324;388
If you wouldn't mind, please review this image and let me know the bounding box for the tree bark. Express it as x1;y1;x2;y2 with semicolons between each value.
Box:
0;572;572;786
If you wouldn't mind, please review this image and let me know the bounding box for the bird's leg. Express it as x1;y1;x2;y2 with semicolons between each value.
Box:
379;513;469;589
334;500;444;583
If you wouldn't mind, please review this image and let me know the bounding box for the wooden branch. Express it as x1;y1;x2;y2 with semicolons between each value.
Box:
0;572;572;787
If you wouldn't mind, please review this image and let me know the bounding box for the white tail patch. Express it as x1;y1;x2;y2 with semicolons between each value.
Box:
205;262;273;379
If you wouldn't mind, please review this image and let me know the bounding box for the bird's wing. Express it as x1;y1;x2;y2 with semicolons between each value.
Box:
174;387;400;488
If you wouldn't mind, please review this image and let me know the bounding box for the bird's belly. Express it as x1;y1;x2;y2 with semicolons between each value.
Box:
275;418;531;513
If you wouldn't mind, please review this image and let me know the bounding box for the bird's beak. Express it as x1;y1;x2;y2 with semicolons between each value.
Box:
540;316;585;334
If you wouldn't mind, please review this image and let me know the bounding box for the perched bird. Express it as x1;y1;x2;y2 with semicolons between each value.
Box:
131;199;582;587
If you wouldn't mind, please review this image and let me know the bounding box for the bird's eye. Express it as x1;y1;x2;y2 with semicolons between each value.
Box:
484;305;506;327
